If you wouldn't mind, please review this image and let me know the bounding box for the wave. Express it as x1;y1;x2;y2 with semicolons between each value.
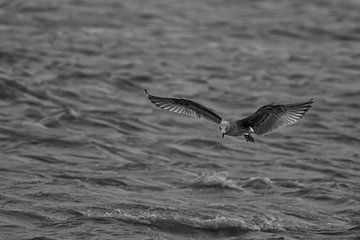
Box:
187;173;274;190
83;206;290;234
242;177;273;189
0;209;53;227
188;171;242;190
177;138;231;152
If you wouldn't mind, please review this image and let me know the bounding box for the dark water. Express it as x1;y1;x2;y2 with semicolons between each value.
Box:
1;0;360;239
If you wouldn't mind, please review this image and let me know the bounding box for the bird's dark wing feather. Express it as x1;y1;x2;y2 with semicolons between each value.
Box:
145;89;222;124
239;99;314;135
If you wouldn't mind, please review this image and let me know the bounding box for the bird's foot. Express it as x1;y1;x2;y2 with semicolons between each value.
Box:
244;134;255;143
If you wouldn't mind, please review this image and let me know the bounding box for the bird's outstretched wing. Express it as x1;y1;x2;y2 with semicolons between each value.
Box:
145;89;222;124
239;99;314;135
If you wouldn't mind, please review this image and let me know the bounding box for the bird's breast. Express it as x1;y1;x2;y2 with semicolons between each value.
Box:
227;124;245;136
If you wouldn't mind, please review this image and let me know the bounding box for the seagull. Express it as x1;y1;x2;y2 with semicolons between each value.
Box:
145;89;313;143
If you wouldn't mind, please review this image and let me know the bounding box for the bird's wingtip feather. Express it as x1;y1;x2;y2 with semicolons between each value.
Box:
144;89;149;95
308;98;314;105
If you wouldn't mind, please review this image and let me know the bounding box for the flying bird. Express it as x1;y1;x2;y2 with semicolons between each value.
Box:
145;89;313;143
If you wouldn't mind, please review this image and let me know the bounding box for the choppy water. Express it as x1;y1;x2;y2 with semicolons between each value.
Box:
1;0;360;239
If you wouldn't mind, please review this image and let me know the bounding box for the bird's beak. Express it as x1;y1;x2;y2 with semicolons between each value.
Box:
221;133;224;139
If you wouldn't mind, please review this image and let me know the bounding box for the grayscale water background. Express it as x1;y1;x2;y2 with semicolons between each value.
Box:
0;0;360;239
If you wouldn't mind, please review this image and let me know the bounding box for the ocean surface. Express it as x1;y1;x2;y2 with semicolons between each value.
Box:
1;0;360;239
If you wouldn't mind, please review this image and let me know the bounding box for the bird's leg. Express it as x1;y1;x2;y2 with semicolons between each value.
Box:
249;127;254;134
244;134;254;143
244;127;255;143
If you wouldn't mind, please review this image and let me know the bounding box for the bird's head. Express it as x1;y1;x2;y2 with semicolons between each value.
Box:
219;120;230;138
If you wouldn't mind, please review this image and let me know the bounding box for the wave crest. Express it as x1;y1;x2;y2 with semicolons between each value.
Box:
188;171;242;190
